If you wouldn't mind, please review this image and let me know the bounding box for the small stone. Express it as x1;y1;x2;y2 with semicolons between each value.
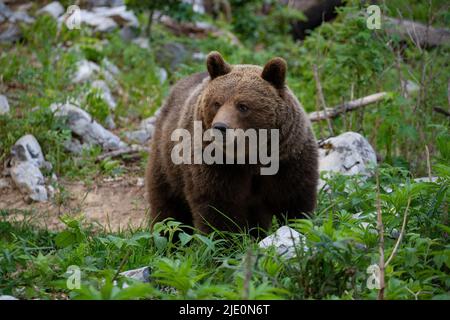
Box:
104;114;116;130
72;60;100;83
10;161;48;202
102;58;120;75
192;52;207;61
79;10;118;33
119;25;138;41
136;177;144;187
0;94;10;114
132;37;150;50
140;116;157;130
124;129;151;145
37;1;65;19
120;266;150;283
11;134;52;170
91;80;117;110
259;226;307;259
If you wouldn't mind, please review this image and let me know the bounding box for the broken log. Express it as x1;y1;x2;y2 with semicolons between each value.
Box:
385;17;450;47
309;92;388;122
96;145;148;162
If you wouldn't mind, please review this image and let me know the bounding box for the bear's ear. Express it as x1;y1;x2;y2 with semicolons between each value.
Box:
206;51;231;80
261;57;287;89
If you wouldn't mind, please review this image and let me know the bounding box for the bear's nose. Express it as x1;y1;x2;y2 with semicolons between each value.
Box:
212;122;229;134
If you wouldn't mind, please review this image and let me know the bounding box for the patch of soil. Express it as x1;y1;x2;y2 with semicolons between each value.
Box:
0;176;150;232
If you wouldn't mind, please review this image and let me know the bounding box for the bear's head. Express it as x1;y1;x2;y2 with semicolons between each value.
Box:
199;51;289;134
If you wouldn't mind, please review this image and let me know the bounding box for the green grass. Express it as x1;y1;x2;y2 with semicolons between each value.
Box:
0;164;448;300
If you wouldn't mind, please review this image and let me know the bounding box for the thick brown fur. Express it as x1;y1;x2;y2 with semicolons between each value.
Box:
146;52;319;234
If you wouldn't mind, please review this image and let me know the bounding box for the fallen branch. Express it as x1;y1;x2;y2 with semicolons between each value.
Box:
96;145;148;162
434;107;450;118
385;17;450;47
309;92;388;122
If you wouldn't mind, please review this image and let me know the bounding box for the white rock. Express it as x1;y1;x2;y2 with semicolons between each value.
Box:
120;266;150;282
72;60;100;83
9;10;34;24
10;161;48;202
37;1;64;19
11;134;51;170
318;132;377;189
182;0;205;14
0;295;18;300
140;116;157;131
132;37;150;50
51;102;127;152
136;177;144;187
192;52;207;61
259;226;307;259
124;129;151;145
158;68;168;84
102;58;120;75
92;6;138;27
0;94;10;114
91;80;117;110
79;9;118;32
104;114;116;130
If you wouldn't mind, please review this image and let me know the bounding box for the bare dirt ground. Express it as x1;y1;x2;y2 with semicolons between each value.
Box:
0;176;150;232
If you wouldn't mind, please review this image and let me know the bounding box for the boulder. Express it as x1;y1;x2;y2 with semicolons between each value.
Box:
0;94;10;114
119;25;139;41
259;226;307;259
101;58;120;76
318;132;377;189
51;102;127;152
124;116;157;145
10;134;52;170
0;22;20;43
10;161;48;202
37;1;65;19
155;42;188;71
9;134;52;202
91;80;117;110
72;60;100;83
132;37;150;50
92;6;138;28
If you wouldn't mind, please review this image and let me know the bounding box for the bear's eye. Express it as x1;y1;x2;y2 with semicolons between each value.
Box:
236;103;249;113
212;102;221;109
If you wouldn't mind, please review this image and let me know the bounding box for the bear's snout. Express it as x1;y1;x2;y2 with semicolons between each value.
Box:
212;122;229;134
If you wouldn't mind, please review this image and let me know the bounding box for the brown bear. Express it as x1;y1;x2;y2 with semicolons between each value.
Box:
146;51;318;234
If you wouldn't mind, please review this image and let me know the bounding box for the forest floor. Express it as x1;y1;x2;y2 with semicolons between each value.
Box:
1;172;149;231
